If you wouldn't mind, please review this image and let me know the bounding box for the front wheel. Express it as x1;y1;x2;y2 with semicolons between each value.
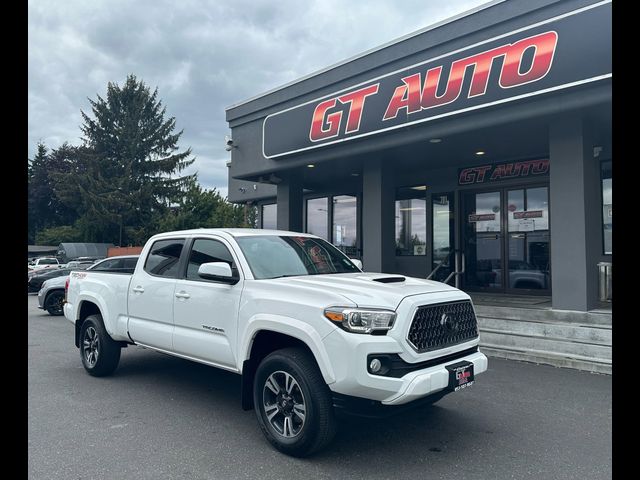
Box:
80;314;121;377
44;291;65;316
253;347;336;457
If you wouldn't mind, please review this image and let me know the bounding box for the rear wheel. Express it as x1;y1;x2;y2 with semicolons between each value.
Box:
253;347;336;457
80;314;121;377
44;291;65;316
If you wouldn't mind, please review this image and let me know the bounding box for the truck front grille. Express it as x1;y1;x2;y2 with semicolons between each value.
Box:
407;300;478;353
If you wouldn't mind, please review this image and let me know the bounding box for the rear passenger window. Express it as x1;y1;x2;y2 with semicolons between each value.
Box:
186;239;235;280
144;239;185;278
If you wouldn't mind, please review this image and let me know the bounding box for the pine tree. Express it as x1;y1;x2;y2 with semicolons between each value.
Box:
77;74;196;244
28;142;81;242
28;142;49;242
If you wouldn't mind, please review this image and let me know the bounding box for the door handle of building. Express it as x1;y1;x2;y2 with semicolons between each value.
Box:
132;286;145;293
175;291;190;299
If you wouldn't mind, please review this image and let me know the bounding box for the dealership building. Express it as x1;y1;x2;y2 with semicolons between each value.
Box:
226;0;611;371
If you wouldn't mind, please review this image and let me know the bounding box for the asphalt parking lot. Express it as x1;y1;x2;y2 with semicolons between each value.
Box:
28;295;612;480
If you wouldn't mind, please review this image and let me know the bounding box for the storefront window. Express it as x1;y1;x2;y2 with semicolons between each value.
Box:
306;197;328;240
332;195;358;257
395;186;427;255
262;203;277;229
602;161;612;254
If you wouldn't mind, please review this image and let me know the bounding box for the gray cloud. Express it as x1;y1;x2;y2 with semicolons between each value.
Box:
29;0;488;195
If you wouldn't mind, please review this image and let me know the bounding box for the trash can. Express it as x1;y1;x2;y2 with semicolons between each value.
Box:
597;262;612;302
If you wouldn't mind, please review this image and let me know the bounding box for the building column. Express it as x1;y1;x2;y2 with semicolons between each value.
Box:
549;115;600;311
362;158;395;272
276;171;303;232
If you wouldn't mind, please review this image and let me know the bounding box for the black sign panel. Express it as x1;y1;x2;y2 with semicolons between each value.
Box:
263;1;611;159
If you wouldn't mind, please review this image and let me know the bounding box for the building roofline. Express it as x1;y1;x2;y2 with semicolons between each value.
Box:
225;0;505;112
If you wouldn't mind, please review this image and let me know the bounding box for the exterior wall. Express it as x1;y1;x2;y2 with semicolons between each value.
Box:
226;0;609;195
107;246;143;257
548;115;609;310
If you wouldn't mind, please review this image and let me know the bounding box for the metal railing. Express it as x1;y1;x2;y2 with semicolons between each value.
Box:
427;250;465;288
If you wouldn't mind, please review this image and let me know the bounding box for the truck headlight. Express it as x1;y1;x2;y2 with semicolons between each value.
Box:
324;307;396;334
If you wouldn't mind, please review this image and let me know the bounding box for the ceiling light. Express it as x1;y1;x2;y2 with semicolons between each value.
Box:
351;173;360;177
429;138;442;143
307;164;315;168
475;151;485;155
411;186;427;191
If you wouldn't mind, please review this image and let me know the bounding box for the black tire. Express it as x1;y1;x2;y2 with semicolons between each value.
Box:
253;347;336;457
44;290;65;316
79;314;121;377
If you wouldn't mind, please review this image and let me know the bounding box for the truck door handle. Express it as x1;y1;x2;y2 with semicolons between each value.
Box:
132;286;145;293
175;291;190;299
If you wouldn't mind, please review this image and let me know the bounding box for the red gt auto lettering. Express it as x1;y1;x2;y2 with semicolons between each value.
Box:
459;165;492;185
309;98;343;141
500;31;558;88
460;159;550;185
309;84;379;142
383;30;558;121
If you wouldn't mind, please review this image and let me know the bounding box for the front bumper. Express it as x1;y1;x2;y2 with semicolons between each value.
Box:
37;288;46;309
322;328;487;406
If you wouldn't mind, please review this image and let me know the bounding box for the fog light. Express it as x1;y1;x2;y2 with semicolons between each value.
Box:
369;358;382;373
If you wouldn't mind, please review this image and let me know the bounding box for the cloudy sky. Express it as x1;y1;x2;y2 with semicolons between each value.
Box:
29;0;489;198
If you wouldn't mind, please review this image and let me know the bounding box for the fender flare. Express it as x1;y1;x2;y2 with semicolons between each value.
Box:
74;293;112;335
240;314;336;385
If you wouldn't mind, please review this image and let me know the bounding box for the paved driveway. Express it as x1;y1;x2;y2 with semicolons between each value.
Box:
28;296;611;479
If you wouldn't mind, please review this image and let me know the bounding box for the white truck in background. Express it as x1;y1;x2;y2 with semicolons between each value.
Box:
64;228;487;456
28;257;62;271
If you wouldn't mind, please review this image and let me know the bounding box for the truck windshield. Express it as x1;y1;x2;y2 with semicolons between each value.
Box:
235;235;360;280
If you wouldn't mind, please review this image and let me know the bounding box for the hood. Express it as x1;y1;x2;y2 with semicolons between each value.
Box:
273;272;457;310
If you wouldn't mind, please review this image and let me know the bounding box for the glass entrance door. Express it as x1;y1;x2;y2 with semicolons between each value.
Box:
462;191;503;290
506;187;550;292
461;186;551;294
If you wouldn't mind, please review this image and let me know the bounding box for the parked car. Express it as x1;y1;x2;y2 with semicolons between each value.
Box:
65;229;486;456
37;276;68;315
87;255;139;274
28;267;53;279
35;255;140;315
28;257;62;271
28;268;71;293
64;260;95;270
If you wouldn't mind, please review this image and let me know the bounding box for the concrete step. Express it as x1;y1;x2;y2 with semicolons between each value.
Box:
478;317;611;346
478;330;611;361
474;305;612;326
480;345;611;375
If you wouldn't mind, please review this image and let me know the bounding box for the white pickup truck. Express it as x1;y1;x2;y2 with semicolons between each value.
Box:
64;228;487;456
28;257;62;271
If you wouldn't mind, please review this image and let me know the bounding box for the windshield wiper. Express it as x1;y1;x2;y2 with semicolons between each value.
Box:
268;274;305;279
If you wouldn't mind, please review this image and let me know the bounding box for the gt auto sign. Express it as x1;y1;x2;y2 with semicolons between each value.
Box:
262;1;611;159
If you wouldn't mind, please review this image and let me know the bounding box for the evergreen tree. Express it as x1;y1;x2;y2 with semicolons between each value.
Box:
77;74;196;244
28;142;81;242
28;142;49;243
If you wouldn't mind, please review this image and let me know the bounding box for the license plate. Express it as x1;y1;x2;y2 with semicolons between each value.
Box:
445;361;475;392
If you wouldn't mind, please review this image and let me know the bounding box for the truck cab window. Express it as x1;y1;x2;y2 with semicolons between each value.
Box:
186;238;235;280
144;239;185;277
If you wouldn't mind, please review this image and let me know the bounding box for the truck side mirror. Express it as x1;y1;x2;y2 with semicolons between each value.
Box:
350;259;363;270
198;262;239;284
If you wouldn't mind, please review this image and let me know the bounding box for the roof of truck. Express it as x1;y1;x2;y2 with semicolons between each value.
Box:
152;228;316;238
